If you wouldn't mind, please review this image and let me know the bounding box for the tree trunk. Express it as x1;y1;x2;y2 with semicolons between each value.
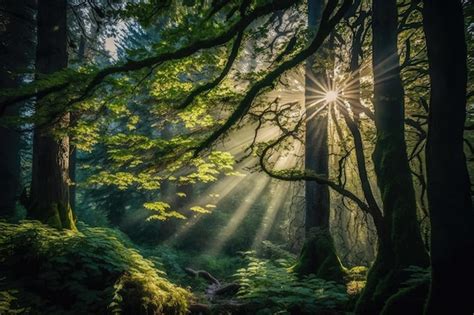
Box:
293;0;344;282
69;36;87;211
423;1;474;313
28;0;75;230
304;0;328;234
355;0;429;313
344;7;382;226
0;0;34;218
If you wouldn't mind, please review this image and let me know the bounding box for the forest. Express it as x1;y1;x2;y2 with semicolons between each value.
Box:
0;0;473;314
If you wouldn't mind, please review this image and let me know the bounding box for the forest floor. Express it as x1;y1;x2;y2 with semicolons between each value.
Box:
0;220;368;314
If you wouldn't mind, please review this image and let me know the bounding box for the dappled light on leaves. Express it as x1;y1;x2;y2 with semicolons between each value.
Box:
0;0;471;314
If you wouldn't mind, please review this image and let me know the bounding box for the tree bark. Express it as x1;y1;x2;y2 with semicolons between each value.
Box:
355;0;429;313
423;1;474;313
0;0;34;218
69;36;87;211
293;0;344;282
304;0;329;234
28;0;75;230
343;8;383;230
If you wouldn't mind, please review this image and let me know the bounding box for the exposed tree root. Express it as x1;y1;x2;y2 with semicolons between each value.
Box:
185;267;244;314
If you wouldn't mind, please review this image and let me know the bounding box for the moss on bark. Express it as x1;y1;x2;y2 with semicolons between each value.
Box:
29;202;76;230
355;135;429;313
355;227;428;314
291;227;345;283
381;281;428;315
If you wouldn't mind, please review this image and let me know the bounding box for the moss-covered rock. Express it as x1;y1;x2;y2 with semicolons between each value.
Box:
0;220;190;314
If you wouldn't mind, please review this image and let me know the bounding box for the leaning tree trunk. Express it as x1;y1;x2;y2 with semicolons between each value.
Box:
423;1;474;313
355;0;429;313
0;0;34;218
293;0;344;283
28;0;75;230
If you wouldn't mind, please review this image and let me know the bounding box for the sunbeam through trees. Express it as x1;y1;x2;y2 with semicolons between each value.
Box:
0;0;473;314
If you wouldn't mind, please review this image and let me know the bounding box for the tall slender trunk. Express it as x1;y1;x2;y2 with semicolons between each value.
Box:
355;0;429;313
69;36;87;211
423;1;474;313
293;0;344;282
28;0;75;230
344;9;381;222
341;12;384;264
305;0;329;232
0;0;34;218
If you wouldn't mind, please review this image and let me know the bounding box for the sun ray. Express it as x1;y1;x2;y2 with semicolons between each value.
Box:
305;97;328;110
251;148;298;249
306;102;329;121
164;158;256;244
251;181;289;249
206;175;272;254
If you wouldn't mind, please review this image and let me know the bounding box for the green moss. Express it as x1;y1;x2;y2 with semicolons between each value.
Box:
381;281;429;315
348;266;368;277
0;221;190;314
57;203;76;230
29;202;77;231
355;130;429;314
355;239;428;314
291;228;345;283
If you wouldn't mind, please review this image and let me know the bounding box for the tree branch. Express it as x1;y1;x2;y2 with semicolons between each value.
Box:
193;0;353;155
0;0;300;113
176;30;244;110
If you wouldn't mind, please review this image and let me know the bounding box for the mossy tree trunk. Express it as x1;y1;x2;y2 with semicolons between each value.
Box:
294;0;344;283
0;0;34;218
423;1;474;313
28;0;76;230
69;36;86;212
355;0;429;313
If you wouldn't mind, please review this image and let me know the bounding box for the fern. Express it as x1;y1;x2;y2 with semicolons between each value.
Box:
234;253;349;313
0;220;191;314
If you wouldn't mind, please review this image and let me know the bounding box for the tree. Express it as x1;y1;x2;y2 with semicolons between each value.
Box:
69;36;86;212
0;0;34;218
355;0;429;313
423;0;474;313
2;1;353;227
292;0;344;282
28;0;76;229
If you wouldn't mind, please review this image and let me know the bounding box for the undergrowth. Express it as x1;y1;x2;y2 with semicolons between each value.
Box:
234;252;350;314
0;220;190;314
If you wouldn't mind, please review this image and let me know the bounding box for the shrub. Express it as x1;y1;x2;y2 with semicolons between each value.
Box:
234;253;349;314
258;240;297;262
0;221;190;314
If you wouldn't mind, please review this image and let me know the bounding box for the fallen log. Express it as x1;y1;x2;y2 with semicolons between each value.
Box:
214;283;241;296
